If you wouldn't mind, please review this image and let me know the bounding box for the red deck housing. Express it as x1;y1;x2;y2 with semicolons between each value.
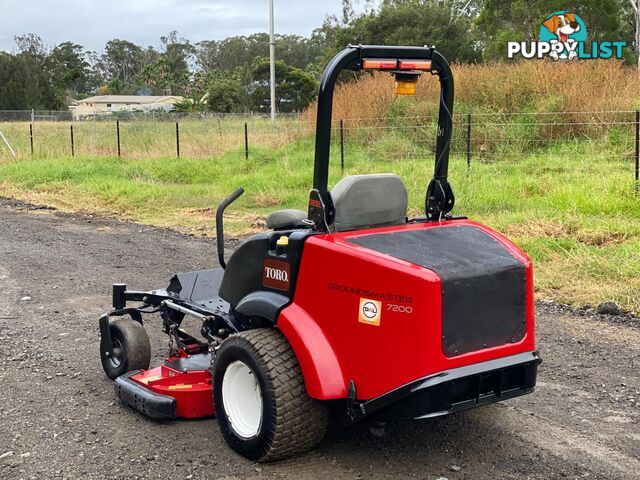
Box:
129;364;215;419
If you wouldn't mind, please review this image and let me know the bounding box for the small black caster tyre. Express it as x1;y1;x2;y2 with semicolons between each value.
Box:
100;318;151;380
213;328;329;462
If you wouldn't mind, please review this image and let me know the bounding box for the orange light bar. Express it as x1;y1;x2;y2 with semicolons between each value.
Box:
398;60;432;71
362;59;398;70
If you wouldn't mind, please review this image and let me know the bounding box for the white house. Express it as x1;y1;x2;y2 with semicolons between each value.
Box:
69;95;183;119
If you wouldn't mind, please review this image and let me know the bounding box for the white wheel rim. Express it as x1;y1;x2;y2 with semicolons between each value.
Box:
222;361;263;439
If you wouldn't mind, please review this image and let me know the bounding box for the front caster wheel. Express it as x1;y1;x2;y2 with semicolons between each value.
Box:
213;329;328;462
100;318;151;380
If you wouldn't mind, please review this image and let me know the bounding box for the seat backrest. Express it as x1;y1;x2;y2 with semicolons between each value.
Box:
330;174;408;232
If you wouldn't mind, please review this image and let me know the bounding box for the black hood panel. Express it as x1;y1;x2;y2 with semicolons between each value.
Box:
348;225;527;357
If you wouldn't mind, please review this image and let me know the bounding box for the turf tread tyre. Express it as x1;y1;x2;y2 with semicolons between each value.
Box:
100;318;151;380
213;328;328;462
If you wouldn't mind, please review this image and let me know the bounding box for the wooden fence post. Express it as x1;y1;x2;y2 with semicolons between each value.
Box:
244;122;249;160
466;112;472;173
176;122;180;158
70;125;75;157
635;110;639;193
340;119;345;176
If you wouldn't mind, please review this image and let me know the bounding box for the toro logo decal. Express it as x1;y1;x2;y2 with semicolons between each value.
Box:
359;298;382;326
262;259;290;291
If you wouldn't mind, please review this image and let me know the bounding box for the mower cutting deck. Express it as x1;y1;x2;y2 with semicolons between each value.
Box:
98;45;541;462
115;356;214;420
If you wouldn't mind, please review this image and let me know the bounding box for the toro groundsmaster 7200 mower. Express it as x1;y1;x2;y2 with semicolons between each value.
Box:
98;45;541;461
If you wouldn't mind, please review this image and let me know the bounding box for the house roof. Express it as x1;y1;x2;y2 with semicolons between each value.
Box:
74;95;183;105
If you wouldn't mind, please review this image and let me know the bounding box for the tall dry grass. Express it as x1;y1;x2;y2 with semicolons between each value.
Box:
302;60;640;126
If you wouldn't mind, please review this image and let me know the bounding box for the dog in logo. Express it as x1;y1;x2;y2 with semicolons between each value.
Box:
542;12;581;60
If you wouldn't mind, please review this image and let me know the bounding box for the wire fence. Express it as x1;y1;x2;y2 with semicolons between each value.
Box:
0;109;638;185
0;110;303;123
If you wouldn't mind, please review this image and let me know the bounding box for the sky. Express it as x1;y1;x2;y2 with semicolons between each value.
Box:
0;0;367;53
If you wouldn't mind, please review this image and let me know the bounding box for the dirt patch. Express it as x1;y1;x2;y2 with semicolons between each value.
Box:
574;230;629;247
503;220;573;239
178;208;268;236
505;219;633;247
251;192;281;208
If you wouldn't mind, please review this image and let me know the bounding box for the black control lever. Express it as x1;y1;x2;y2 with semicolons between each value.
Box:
216;188;244;269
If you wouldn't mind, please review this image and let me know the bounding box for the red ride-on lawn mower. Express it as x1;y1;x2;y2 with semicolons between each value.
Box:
99;45;541;461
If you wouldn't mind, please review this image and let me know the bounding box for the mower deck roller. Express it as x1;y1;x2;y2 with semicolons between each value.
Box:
98;45;541;462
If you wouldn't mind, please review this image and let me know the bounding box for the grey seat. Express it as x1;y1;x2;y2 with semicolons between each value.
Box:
330;174;408;232
266;209;308;230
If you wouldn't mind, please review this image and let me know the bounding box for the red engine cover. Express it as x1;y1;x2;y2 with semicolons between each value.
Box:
279;219;536;401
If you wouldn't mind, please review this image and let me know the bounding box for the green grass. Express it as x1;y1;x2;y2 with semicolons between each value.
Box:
0;132;639;313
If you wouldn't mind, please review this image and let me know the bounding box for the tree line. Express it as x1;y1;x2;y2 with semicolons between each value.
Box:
0;0;636;113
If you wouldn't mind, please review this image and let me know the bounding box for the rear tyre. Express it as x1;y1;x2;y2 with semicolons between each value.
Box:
213;328;328;462
100;318;151;380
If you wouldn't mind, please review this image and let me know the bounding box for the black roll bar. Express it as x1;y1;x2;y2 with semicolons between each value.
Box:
312;45;455;221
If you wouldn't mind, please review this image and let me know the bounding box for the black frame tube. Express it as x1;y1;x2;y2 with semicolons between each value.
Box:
313;46;454;207
112;283;127;310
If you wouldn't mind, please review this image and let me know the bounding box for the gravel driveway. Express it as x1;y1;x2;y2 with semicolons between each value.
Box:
0;200;638;479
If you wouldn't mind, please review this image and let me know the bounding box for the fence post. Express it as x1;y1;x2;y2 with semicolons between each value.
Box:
466;112;472;173
116;120;121;158
244;122;249;160
70;125;75;157
340;119;345;176
635;110;639;194
176;122;180;158
29;123;34;156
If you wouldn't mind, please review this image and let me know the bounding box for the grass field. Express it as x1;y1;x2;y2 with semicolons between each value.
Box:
0;128;639;313
0;117;311;160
